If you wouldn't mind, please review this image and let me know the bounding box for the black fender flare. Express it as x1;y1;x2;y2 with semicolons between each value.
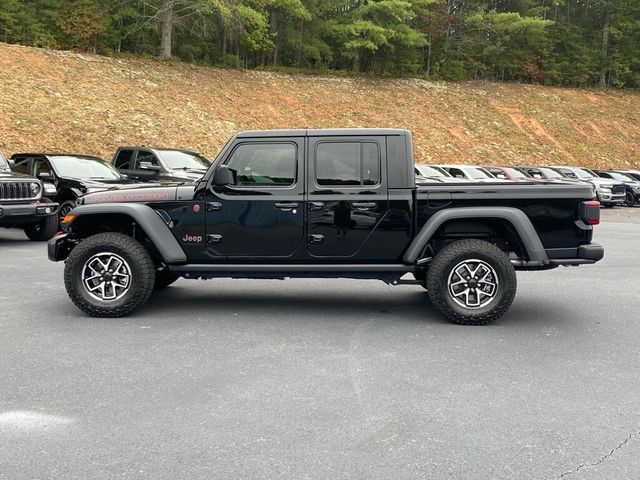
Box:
68;203;187;264
403;207;548;264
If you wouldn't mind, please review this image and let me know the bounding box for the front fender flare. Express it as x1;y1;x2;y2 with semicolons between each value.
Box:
68;203;187;264
403;207;548;264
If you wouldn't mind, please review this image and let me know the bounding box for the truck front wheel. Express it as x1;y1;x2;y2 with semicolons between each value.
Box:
24;214;58;241
426;239;517;326
64;232;156;317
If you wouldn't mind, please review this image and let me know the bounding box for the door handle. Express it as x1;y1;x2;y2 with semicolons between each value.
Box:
309;202;325;211
207;202;222;212
309;234;324;244
352;202;376;209
275;202;299;211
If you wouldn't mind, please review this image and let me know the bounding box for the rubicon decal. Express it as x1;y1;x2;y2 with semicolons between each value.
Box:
90;191;172;203
182;234;203;244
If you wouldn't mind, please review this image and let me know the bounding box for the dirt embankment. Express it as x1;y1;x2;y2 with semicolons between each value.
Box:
0;43;638;168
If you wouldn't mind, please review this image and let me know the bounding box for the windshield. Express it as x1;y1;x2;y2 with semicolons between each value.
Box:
51;156;122;180
607;172;634;182
539;168;564;179
467;167;493;179
158;150;210;170
505;168;529;179
418;165;448;177
573;168;597;179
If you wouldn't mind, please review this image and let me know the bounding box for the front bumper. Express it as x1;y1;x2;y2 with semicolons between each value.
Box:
0;202;59;225
548;243;604;266
48;233;76;262
598;192;625;204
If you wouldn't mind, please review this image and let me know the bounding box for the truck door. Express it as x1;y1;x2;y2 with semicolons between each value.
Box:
306;136;389;258
204;138;305;258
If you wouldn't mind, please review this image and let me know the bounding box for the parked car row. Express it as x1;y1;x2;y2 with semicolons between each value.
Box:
415;163;640;208
0;146;212;241
1;139;638;245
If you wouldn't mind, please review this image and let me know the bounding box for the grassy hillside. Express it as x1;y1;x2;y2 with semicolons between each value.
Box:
0;43;639;169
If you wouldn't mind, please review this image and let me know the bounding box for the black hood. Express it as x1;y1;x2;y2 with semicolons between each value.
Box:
80;183;195;204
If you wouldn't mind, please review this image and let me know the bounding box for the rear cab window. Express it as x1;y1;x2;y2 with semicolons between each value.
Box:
314;141;380;187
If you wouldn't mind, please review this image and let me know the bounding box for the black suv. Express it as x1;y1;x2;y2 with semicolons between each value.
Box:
1;150;59;240
11;153;134;222
112;147;211;184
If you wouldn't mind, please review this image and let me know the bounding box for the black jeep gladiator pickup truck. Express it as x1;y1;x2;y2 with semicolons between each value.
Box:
48;129;603;325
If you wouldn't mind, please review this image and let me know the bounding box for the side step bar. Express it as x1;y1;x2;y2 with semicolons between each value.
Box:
169;264;415;274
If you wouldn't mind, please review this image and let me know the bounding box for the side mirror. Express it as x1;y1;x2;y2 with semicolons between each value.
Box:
139;161;161;172
38;172;55;183
8;159;15;169
213;165;235;187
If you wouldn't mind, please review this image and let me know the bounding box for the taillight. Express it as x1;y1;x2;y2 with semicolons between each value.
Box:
580;200;600;225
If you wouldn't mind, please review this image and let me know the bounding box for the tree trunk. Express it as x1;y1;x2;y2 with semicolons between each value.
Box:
159;0;174;60
600;3;610;88
271;11;279;66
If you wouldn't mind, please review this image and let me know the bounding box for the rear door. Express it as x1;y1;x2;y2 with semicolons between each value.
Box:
306;136;389;258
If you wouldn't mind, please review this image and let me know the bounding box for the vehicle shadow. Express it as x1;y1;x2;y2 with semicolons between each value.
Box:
0;231;29;244
135;283;571;328
140;283;452;326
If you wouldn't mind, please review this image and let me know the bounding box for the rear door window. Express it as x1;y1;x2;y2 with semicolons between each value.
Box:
447;168;465;179
114;150;134;170
12;157;30;175
315;142;380;186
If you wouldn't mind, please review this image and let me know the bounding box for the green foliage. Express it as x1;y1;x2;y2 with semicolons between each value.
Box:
0;0;639;88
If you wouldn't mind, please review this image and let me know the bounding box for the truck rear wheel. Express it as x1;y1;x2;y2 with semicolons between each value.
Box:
426;239;516;325
64;232;156;317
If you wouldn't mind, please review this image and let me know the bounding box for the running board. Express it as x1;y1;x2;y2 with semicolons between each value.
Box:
169;264;415;274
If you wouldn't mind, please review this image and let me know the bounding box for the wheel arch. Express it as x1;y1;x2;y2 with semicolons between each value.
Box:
404;207;548;264
67;203;187;264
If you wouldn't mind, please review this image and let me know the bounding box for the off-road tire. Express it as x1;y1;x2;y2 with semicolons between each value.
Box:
154;269;179;289
623;192;635;207
426;239;517;326
24;209;58;241
64;232;156;317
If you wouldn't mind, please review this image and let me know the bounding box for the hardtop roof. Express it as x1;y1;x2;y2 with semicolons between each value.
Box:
235;128;410;138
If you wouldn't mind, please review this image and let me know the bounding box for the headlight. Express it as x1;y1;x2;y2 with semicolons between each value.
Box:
30;182;41;196
600;187;612;193
633;186;640;193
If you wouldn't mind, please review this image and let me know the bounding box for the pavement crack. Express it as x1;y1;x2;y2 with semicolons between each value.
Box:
558;428;640;479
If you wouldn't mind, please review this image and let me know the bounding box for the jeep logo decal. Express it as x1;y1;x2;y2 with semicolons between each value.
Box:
182;234;203;244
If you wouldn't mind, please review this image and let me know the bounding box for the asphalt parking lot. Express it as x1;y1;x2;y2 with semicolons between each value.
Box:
1;208;639;480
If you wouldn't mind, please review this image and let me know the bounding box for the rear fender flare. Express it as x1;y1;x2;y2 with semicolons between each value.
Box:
403;207;548;264
69;203;187;264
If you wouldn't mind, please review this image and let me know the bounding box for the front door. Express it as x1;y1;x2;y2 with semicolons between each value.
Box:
205;138;305;259
307;136;389;258
132;150;163;182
